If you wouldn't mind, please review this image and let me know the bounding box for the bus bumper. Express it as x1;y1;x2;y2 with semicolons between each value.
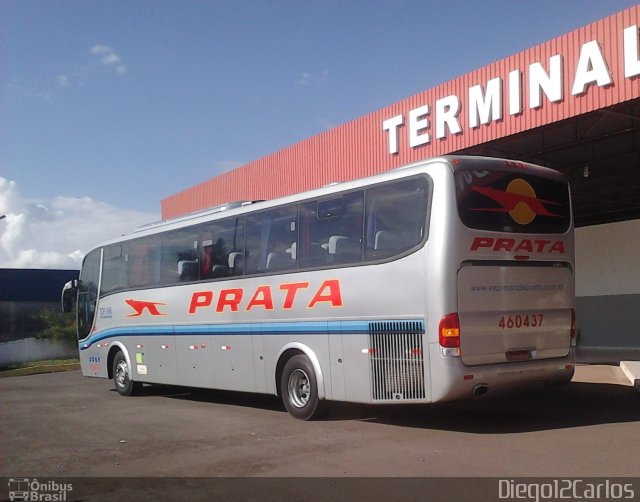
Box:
428;343;575;402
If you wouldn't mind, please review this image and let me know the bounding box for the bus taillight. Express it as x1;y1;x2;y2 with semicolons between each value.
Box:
439;313;461;348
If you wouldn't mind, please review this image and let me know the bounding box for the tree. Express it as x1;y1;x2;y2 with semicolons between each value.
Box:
32;308;76;341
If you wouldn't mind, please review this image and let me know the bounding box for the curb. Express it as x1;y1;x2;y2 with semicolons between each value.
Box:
620;361;640;392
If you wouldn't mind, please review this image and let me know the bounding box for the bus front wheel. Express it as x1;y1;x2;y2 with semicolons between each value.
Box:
280;355;322;420
112;351;141;397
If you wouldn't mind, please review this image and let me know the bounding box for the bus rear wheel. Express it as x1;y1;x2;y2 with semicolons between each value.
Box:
112;351;141;397
280;355;322;420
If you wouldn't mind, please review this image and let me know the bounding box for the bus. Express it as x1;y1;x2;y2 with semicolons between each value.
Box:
62;156;576;420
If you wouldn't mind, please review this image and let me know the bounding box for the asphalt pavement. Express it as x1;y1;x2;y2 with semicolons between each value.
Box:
1;363;639;501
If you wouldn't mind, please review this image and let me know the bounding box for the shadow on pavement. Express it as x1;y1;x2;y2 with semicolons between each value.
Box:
120;380;639;433
332;381;640;433
121;383;285;413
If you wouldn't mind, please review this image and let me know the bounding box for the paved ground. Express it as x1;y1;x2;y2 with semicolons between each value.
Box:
1;365;639;483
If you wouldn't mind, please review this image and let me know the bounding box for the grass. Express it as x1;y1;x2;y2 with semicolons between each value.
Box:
0;358;80;377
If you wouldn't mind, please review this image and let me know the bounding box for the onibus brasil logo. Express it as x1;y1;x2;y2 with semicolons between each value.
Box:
471;178;561;225
8;478;73;501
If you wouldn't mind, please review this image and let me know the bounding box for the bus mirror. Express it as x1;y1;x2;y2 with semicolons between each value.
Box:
61;279;79;313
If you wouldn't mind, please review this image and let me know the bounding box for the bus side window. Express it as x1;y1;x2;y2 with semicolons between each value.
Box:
245;206;297;274
200;218;244;279
365;177;428;260
161;229;199;284
127;236;162;289
299;191;363;268
101;244;127;295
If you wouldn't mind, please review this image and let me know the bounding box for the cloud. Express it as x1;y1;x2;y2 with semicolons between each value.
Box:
7;45;126;100
294;70;330;87
213;160;244;173
90;45;111;55
101;53;121;65
294;72;312;86
57;75;70;87
89;44;127;75
0;177;158;270
316;118;337;130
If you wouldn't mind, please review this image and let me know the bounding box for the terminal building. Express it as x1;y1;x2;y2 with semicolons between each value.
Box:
161;6;640;361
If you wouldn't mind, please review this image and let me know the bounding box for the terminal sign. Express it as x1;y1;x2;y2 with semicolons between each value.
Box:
383;25;640;154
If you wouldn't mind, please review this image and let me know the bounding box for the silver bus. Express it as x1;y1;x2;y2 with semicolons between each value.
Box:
62;156;576;420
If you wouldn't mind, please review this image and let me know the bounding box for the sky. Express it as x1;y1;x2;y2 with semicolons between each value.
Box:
1;0;638;269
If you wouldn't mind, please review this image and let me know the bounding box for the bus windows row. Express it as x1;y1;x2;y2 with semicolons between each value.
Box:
98;176;429;296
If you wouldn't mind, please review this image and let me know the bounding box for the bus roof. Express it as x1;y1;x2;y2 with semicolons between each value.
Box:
95;155;565;249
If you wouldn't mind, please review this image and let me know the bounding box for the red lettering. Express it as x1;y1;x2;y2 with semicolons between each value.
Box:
246;286;274;311
549;241;565;254
470;237;493;251
308;279;343;309
279;282;309;309
504;160;527;170
534;239;551;252
469;237;565;256
514;239;533;253
494;238;514;252
188;291;213;314
216;289;244;312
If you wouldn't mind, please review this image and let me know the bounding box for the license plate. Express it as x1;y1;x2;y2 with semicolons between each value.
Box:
506;349;533;362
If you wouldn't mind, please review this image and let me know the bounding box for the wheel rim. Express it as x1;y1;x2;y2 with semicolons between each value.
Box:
115;360;128;388
287;368;311;408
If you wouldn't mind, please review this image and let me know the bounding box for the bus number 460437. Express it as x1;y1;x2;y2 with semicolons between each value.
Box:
498;314;543;329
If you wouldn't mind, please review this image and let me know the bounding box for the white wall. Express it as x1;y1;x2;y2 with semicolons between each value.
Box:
575;219;640;297
0;338;77;366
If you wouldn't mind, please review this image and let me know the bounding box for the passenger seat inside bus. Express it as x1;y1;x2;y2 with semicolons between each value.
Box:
301;242;329;267
374;230;401;251
228;252;245;275
373;230;417;254
211;264;228;278
266;254;289;271
178;260;199;281
327;235;361;262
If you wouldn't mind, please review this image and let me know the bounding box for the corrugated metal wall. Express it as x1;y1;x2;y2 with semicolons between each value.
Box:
162;5;640;220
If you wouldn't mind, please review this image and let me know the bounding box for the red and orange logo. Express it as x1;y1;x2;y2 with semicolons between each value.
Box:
125;299;167;317
471;179;561;225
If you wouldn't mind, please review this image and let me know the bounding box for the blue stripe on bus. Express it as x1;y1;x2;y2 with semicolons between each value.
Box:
78;319;423;350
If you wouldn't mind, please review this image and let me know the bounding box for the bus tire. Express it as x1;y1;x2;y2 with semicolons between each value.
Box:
113;351;141;397
280;355;322;420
